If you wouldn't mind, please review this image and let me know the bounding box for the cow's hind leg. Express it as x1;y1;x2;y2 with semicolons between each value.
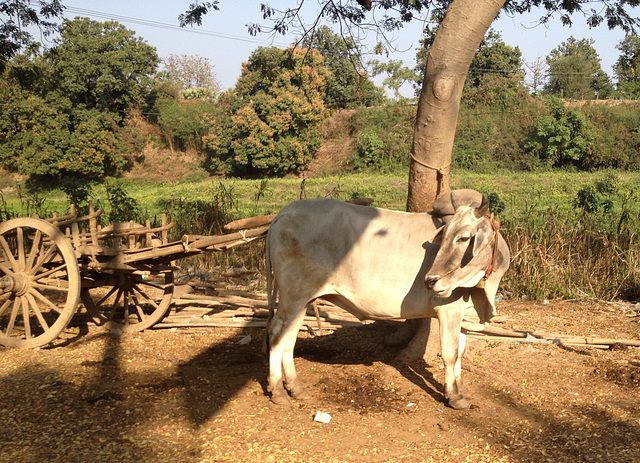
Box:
437;307;470;410
267;299;308;405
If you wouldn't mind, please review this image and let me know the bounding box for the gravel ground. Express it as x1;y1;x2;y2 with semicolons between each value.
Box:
0;300;639;462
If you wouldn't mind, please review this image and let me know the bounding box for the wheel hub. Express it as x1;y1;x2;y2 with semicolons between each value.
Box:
0;273;31;296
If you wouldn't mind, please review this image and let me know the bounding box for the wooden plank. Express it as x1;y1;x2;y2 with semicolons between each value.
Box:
181;226;269;251
224;214;276;231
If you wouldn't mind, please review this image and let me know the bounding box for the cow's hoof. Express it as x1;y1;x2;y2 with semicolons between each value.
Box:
270;390;292;406
448;395;470;410
286;381;310;401
290;388;310;401
269;384;292;406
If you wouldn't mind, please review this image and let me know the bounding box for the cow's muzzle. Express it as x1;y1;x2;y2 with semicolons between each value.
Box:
425;276;452;297
424;276;439;291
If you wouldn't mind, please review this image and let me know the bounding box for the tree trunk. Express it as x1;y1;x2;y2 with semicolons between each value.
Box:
399;0;506;361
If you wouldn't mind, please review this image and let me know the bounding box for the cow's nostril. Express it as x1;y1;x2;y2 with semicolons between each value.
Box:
424;276;439;289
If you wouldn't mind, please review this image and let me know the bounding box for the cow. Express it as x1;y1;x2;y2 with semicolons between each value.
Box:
265;190;510;410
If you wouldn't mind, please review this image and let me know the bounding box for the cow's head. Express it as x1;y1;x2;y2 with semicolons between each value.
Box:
425;193;497;298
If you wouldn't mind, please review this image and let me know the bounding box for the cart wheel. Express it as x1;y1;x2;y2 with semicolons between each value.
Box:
81;270;174;332
0;217;81;348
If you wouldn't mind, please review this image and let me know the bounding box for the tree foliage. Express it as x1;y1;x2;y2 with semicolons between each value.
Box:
523;96;596;168
203;46;328;176
0;0;63;70
545;36;613;99
0;18;157;179
370;59;418;101
161;53;221;99
154;99;218;152
301;25;383;108
614;33;640;98
49;18;159;114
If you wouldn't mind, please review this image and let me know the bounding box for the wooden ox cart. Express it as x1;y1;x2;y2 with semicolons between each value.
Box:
0;203;268;348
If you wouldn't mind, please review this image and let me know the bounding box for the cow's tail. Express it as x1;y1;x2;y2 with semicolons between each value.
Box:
263;230;278;353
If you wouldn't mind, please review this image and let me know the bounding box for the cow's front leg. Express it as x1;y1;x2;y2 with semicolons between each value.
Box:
437;308;470;410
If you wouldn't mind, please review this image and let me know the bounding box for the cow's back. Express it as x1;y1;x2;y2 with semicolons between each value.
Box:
267;198;441;320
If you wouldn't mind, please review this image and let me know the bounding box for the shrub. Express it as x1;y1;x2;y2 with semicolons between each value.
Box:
523;96;596;169
154;98;216;151
106;182;142;223
349;105;414;172
355;129;385;169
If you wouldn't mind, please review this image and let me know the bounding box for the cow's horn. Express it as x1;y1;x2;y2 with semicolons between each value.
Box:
474;194;490;218
450;191;461;211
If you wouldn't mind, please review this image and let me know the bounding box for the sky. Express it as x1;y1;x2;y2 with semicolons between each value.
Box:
50;1;639;97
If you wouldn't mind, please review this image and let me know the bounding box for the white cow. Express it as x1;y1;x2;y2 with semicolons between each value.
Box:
265;191;510;409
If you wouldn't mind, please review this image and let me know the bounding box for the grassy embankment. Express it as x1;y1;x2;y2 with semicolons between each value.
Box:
1;168;639;302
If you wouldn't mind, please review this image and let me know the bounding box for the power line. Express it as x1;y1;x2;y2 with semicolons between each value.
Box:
62;6;290;47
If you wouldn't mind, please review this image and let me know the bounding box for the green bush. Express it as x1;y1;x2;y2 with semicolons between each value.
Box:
349;105;414;172
154;98;216;151
355;129;385;169
523;96;596;169
106;182;142;223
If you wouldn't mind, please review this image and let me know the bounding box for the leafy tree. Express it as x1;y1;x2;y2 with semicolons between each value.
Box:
545;36;613;99
0;18;157;179
154;98;217;151
49;18;159;114
0;0;63;70
416;26;527;107
301;25;384;108
463;29;527;107
370;59;418;101
466;30;524;88
614;34;640;98
203;46;329;176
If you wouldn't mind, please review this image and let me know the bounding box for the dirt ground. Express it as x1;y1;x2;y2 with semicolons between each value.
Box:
0;300;639;463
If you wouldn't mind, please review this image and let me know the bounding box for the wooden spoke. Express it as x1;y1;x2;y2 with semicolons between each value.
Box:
24;229;43;274
30;287;65;314
32;262;69;281
0;218;80;348
0;261;12;276
82;271;174;333
16;227;25;272
131;295;146;323
106;288;125;323
94;286;119;308
21;296;31;340
0;235;18;272
131;283;160;310
26;291;50;332
0;298;11;317
4;298;20;337
30;241;60;276
32;282;70;293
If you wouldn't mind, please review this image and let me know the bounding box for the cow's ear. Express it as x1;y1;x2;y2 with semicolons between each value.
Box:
472;222;491;256
431;226;444;244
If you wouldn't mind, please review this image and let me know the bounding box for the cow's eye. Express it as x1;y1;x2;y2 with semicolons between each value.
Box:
456;236;470;243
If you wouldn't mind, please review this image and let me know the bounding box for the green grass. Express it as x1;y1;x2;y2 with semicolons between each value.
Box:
3;169;640;302
6;169;640;223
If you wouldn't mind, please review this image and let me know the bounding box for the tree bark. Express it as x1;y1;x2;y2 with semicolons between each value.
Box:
400;0;506;361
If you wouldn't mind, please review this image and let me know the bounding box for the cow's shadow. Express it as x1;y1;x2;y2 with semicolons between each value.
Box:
178;321;449;427
293;320;448;407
